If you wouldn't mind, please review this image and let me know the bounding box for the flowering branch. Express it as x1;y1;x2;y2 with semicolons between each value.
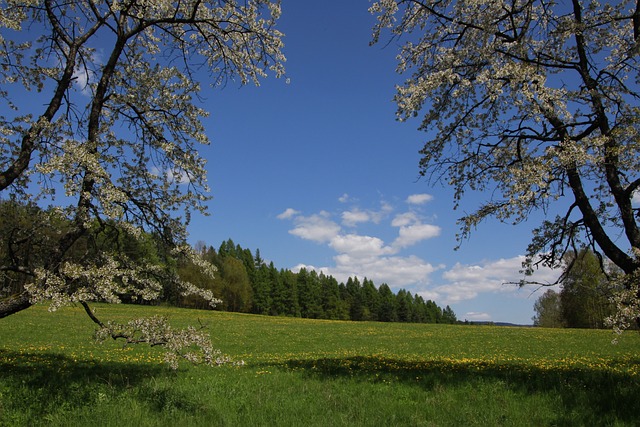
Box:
82;301;236;369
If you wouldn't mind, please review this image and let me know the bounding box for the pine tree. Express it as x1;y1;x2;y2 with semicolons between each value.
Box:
378;284;397;322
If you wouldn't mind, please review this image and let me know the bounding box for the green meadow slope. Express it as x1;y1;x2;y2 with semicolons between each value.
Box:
1;304;639;426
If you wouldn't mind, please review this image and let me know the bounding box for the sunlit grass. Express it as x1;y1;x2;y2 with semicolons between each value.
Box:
1;303;639;426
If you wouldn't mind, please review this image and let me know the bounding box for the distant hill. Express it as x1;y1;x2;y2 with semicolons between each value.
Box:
464;321;534;327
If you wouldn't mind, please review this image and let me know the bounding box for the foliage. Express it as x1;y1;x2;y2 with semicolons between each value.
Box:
532;249;619;329
560;249;616;328
607;268;640;339
0;200;63;297
532;289;564;328
218;257;252;313
370;0;640;328
1;200;179;305
1;304;640;426
195;239;457;325
0;0;285;363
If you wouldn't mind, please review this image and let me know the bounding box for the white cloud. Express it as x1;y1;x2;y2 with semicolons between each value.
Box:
341;209;371;227
167;169;191;184
464;312;492;322
291;263;329;275
330;234;393;258
432;256;560;304
328;254;440;288
393;223;441;248
340;201;393;227
70;51;105;96
289;212;341;243
377;202;394;219
633;191;640;207
277;208;300;220
406;193;433;205
338;193;351;203
71;61;97;96
280;203;441;288
391;212;419;227
415;289;441;302
74;68;91;94
150;167;191;185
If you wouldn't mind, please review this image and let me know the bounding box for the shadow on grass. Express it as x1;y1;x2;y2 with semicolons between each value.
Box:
279;355;640;426
0;350;186;424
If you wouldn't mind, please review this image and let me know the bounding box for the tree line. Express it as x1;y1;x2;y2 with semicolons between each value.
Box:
1;201;456;324
176;239;457;324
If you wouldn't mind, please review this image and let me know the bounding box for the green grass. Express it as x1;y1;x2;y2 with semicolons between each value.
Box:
1;304;639;426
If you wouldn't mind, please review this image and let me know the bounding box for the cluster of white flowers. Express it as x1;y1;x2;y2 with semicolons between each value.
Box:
94;315;238;369
27;255;161;310
606;283;640;343
0;0;38;30
172;244;222;307
606;249;640;342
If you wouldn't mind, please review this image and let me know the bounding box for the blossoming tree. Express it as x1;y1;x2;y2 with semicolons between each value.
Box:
0;0;284;366
370;0;640;327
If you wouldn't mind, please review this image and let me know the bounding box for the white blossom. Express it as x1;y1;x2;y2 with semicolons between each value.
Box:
1;0;285;366
371;0;640;329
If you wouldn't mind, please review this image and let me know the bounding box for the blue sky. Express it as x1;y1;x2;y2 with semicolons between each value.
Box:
185;0;562;325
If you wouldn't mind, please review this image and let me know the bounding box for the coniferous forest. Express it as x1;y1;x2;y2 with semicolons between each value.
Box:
176;238;457;324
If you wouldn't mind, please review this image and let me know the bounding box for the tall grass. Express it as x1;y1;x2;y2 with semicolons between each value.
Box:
1;304;639;426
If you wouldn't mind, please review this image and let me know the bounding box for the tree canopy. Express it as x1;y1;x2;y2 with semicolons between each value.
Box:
532;289;564;328
532;249;617;328
371;0;640;325
560;249;616;328
0;0;285;366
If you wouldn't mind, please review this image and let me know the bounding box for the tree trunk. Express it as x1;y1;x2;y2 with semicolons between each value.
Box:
0;291;32;319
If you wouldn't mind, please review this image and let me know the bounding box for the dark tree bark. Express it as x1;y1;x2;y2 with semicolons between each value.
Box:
0;292;32;319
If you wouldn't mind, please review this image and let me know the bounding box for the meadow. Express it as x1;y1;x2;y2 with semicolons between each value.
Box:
1;304;639;426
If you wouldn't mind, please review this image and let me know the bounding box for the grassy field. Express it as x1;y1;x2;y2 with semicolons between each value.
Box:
1;304;639;426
